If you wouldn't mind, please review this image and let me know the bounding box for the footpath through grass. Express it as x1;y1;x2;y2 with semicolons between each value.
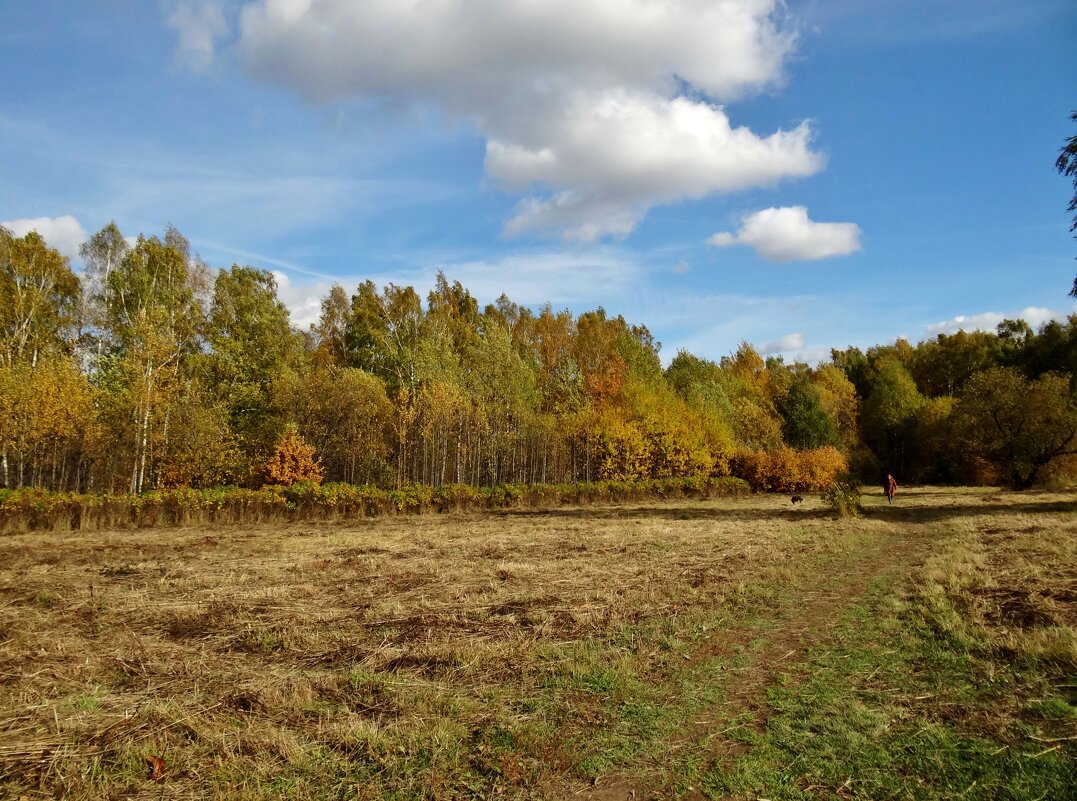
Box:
0;488;1074;800
690;533;1077;800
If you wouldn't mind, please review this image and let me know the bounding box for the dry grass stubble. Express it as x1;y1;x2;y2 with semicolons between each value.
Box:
2;489;1071;798
0;495;860;798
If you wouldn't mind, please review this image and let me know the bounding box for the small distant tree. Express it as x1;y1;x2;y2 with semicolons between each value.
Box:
264;424;323;486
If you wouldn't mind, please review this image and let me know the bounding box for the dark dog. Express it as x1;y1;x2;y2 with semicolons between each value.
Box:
790;495;804;504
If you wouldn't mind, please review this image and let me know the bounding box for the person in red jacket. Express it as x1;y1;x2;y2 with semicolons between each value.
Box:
885;474;897;504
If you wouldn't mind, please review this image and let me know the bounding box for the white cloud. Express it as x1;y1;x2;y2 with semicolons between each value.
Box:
756;334;827;364
238;0;795;106
492;95;823;241
925;305;1074;337
759;332;805;354
708;206;861;262
168;2;228;71
1;215;87;259
270;269;333;329
234;0;820;240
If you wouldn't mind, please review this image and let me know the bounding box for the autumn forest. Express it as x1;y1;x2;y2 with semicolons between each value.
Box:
2;222;1076;499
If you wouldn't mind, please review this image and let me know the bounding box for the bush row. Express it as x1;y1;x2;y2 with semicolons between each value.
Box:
0;475;750;534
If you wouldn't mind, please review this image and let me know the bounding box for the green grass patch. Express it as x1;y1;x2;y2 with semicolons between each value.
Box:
696;567;1077;801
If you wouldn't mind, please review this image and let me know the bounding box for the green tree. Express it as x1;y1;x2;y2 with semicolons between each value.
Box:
293;367;394;485
721;344;784;450
909;330;1001;397
1007;315;1077;385
156;381;239;488
831;345;873;401
427;271;481;354
101;229;205;493
312;283;351;367
0;227;81;368
813;364;859;448
959;367;1077;488
205;265;302;454
912;396;964;484
665;351;738;461
463;323;538;485
517;305;581;417
345;281;424;393
780;374;839;449
862;358;924;477
80;222;129;357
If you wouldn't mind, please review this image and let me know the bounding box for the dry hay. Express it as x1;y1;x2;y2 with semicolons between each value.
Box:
0;488;1073;798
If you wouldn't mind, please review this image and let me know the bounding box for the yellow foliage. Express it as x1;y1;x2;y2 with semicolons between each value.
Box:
813;365;860;447
733;446;848;493
0;358;95;487
594;411;648;481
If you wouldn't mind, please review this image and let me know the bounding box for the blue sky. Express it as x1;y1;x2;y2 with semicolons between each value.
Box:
2;0;1075;364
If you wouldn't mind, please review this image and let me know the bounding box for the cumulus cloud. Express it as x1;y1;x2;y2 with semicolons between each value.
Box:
925;306;1072;337
168;2;228;71
493;96;823;241
1;215;87;259
708;206;861;262
237;0;794;106
233;0;821;240
270;269;334;329
758;332;805;354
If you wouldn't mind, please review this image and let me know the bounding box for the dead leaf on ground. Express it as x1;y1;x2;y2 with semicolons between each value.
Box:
145;754;166;782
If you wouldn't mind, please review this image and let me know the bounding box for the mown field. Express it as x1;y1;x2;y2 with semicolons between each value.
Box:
1;488;1075;800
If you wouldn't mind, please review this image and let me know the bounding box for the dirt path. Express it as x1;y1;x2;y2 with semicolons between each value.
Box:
577;516;930;801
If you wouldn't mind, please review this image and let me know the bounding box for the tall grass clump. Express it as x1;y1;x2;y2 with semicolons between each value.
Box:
821;473;863;517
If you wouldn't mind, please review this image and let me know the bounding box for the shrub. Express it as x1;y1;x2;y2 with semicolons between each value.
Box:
264;425;323;486
434;484;485;512
822;473;863;517
0;474;750;534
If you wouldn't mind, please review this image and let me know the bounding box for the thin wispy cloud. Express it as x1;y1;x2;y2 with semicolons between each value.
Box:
759;332;806;355
168;1;229;71
266;247;644;329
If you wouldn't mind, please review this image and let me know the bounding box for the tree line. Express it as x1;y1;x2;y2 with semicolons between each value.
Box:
2;222;1075;495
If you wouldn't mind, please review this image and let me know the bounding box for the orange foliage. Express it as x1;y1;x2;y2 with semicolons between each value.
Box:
585;353;627;406
264;424;323;486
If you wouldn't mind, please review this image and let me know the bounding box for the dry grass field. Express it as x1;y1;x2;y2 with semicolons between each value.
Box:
1;488;1075;800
